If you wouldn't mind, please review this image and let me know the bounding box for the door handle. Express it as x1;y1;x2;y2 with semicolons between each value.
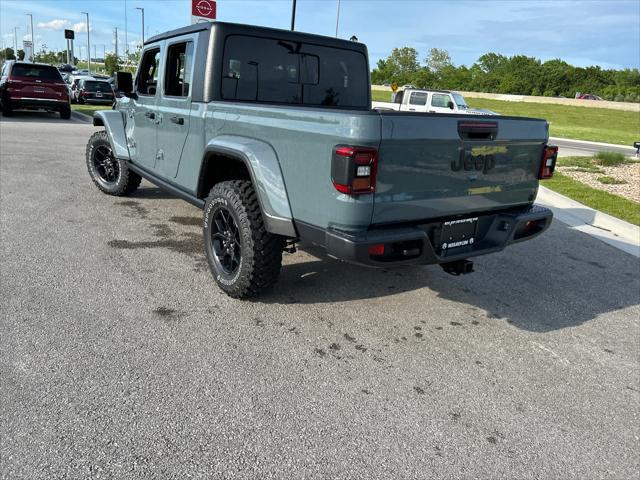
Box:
145;111;155;120
428;110;435;113
170;116;184;125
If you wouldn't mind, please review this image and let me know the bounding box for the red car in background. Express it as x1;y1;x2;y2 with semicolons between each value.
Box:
0;61;71;119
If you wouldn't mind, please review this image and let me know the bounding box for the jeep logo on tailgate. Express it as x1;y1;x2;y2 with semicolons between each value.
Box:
452;150;496;173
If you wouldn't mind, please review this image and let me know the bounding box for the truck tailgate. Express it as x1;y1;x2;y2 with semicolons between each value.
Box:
372;113;548;224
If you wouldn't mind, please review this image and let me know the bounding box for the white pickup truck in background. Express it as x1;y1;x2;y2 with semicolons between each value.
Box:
372;88;497;115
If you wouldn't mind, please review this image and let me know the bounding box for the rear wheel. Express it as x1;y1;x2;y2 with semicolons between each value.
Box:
86;130;141;196
60;106;71;119
204;180;285;298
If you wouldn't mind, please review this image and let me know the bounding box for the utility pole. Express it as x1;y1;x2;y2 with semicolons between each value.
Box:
102;44;106;60
114;27;118;61
136;7;145;45
81;12;90;74
290;0;297;31
26;13;34;61
335;0;341;37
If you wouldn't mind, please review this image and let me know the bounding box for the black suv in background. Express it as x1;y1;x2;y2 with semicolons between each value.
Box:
0;61;71;118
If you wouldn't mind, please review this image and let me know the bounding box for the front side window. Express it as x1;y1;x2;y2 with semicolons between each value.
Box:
431;93;451;108
221;35;368;108
409;91;428;106
164;42;194;97
137;48;161;95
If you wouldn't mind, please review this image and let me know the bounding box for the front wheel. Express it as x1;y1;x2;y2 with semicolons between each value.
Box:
86;130;141;196
204;180;285;298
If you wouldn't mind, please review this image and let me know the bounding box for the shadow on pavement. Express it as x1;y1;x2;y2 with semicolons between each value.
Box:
261;222;639;332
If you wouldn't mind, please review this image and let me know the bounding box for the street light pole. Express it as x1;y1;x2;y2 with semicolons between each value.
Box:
13;27;19;55
26;13;34;61
124;0;128;61
290;0;297;31
136;7;145;45
335;0;341;37
81;12;90;74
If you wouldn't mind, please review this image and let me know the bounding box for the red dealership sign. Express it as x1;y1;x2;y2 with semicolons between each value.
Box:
191;0;216;23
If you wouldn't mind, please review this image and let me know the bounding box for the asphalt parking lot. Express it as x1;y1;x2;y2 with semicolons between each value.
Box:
1;112;639;479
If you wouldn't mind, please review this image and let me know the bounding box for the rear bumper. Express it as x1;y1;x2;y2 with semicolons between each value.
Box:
7;97;69;110
304;204;552;267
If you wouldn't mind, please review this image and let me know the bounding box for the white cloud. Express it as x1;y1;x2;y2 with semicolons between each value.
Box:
72;22;93;33
36;19;70;31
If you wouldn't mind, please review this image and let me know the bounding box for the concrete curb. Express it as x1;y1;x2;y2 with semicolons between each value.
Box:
71;110;93;124
536;186;640;257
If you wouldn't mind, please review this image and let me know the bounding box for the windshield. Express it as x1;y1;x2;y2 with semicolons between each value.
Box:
452;92;468;109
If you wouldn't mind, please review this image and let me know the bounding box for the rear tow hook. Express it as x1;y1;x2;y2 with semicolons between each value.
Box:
441;259;474;276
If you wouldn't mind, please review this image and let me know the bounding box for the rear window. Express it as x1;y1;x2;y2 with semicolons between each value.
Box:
11;64;61;81
83;81;110;92
221;35;368;108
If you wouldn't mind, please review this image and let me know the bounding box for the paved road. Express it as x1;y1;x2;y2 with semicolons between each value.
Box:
552;137;638;158
1;112;639;480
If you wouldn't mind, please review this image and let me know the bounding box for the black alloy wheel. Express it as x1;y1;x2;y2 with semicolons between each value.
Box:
210;206;242;275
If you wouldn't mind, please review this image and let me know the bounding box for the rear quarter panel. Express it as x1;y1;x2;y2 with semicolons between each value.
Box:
199;103;381;232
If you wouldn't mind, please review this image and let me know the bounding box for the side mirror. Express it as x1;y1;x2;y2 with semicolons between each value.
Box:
114;71;136;98
447;101;455;109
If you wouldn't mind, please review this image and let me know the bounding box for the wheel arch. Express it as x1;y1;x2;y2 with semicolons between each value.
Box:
93;110;130;160
198;136;296;238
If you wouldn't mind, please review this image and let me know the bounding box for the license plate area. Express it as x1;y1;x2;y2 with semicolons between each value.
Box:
439;217;478;252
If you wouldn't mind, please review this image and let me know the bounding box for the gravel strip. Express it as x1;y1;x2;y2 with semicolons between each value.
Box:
558;162;640;203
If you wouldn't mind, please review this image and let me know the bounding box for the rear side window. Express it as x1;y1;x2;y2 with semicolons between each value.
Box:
137;48;161;95
221;35;368;108
431;93;450;108
164;42;194;97
11;64;61;81
409;92;427;106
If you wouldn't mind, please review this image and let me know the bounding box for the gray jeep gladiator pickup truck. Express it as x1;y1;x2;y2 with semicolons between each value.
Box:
87;21;557;298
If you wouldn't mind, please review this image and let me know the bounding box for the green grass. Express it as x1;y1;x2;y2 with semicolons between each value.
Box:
544;172;640;225
371;90;640;145
597;176;627;185
593;151;626;166
72;104;111;118
556;156;605;173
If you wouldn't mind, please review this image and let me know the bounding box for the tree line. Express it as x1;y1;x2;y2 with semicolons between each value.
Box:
371;47;640;103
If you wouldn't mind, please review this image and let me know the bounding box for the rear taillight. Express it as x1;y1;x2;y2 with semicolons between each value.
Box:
539;145;558;179
331;145;378;195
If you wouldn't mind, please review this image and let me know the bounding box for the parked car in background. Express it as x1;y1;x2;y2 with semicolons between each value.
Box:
578;93;603;101
0;61;71;118
75;79;114;105
68;74;95;102
58;64;75;73
401;84;416;89
373;88;497;115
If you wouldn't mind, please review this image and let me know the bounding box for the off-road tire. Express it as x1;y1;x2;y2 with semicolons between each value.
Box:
60;106;71;119
204;180;286;298
86;130;141;196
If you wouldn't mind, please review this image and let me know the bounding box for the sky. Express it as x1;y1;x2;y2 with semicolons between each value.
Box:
1;0;639;70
